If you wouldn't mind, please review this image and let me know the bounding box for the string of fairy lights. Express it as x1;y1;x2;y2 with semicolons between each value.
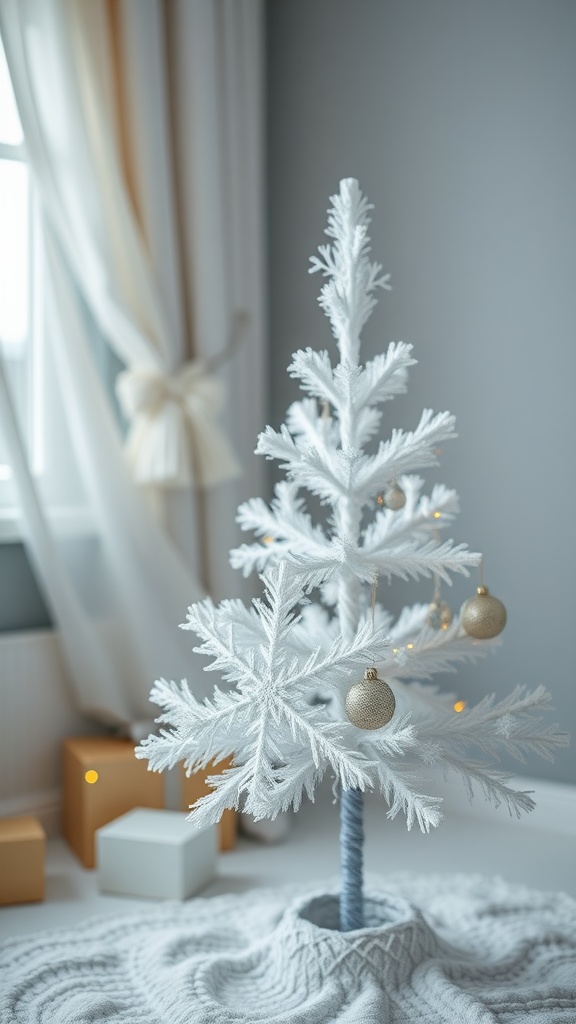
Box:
259;475;506;732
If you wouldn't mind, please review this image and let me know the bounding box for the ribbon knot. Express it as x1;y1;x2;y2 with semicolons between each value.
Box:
116;361;241;488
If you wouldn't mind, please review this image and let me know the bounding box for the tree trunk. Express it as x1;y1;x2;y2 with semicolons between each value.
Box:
340;787;364;930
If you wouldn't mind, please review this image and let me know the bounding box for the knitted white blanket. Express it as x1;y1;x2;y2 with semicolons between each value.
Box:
1;874;575;1022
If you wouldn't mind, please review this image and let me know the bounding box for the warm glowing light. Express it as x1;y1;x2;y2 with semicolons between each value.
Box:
453;701;467;713
392;647;399;654
262;536;274;545
441;622;449;631
376;494;385;506
85;770;99;784
406;643;414;650
433;512;442;519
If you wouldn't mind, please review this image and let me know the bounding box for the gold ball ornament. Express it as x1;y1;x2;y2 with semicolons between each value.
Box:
345;668;396;730
378;483;406;511
426;600;452;631
462;585;507;639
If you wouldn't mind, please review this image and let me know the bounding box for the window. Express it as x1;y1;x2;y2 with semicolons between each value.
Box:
0;34;89;541
0;35;44;535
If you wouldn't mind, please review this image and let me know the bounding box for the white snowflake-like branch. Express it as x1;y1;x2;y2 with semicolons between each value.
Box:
308;178;390;363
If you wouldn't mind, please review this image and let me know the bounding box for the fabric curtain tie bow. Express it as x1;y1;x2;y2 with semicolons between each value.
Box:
116;362;241;488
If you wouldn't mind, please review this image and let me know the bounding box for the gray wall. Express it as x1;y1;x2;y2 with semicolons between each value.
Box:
267;0;576;783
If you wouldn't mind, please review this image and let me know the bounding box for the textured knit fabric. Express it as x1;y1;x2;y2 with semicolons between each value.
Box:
1;874;575;1022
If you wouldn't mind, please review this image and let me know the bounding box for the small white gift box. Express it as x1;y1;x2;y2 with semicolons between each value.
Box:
96;808;217;900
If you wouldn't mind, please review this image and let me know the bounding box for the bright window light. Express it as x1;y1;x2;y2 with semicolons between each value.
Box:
0;160;29;356
0;29;88;534
0;33;31;497
0;36;23;146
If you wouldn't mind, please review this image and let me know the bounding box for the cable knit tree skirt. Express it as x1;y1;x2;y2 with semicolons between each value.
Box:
2;873;576;1022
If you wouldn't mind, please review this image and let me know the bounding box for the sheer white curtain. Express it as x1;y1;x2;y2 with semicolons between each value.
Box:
0;0;265;728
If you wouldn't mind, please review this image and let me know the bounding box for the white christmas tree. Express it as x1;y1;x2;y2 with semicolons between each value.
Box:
137;179;567;930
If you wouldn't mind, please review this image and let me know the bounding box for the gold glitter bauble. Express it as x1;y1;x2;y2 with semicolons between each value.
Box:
345;668;396;730
381;483;406;511
426;600;452;631
462;585;507;639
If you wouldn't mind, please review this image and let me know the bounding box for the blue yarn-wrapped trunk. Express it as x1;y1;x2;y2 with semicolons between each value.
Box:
340;787;364;930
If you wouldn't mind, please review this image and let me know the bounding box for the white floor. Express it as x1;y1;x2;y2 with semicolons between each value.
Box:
1;784;575;941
